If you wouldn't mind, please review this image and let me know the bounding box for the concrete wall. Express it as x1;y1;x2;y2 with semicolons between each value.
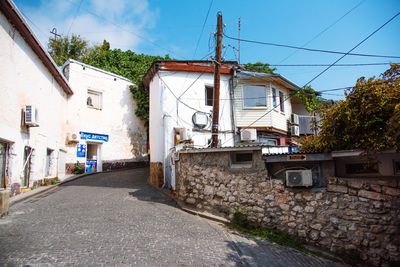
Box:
64;60;147;171
0;12;69;189
175;150;400;267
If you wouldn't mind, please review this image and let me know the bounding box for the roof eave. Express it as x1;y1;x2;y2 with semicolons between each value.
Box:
1;0;73;96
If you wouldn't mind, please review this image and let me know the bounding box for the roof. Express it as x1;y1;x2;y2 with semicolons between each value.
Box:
143;60;239;88
65;59;132;83
236;70;302;91
0;0;73;95
178;144;264;154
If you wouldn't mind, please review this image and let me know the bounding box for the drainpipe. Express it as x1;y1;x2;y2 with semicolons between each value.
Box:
162;113;172;189
229;69;237;144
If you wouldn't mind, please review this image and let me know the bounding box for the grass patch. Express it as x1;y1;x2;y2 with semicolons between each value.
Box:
228;212;341;262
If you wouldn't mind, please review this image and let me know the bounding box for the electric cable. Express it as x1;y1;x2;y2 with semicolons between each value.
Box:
220;11;400;146
193;0;214;58
278;0;365;63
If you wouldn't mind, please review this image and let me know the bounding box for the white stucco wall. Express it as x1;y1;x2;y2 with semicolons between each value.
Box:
64;60;147;166
233;81;292;132
149;71;234;163
0;12;69;186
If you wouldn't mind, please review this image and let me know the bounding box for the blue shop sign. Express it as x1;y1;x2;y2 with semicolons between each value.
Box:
80;131;109;142
77;144;86;157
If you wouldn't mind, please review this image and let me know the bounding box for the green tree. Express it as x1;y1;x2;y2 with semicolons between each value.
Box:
294;85;324;113
300;64;400;152
48;34;88;65
243;62;276;74
82;46;170;125
48;35;170;126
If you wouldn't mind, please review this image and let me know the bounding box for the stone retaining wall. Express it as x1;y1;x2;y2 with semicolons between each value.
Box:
176;151;400;266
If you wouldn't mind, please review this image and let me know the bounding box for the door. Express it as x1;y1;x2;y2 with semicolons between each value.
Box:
57;149;66;179
0;142;7;188
22;146;33;187
45;149;53;177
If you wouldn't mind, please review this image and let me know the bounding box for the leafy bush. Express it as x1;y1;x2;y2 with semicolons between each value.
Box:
300;64;400;152
73;162;84;174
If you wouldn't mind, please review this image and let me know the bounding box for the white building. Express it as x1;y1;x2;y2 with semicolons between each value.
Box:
233;70;314;146
144;61;312;189
0;0;72;194
62;60;147;173
143;61;237;188
0;0;147;194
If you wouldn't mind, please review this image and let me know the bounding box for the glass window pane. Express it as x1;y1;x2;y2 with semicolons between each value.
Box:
243;85;266;107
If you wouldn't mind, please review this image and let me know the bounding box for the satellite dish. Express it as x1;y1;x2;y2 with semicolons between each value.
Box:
192;112;209;129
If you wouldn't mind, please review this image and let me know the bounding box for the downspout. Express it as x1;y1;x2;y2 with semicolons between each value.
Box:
162;113;172;189
229;68;237;144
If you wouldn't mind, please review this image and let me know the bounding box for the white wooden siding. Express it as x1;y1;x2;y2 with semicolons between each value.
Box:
233;82;291;132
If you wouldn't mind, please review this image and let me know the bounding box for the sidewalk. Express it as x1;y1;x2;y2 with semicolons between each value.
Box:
9;172;93;206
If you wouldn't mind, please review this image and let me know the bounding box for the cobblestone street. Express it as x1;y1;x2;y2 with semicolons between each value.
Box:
0;168;344;266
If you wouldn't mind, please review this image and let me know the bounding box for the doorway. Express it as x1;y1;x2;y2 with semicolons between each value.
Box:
45;148;54;177
86;143;102;172
22;146;33;187
0;142;7;188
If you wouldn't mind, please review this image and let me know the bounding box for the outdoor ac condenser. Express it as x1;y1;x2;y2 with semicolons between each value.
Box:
290;113;299;125
290;125;300;136
240;129;257;141
285;170;312;187
24;105;39;127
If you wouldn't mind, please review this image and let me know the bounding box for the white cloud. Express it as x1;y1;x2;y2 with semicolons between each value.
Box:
17;0;158;51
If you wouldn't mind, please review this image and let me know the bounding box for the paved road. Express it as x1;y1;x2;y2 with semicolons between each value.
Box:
0;168;344;266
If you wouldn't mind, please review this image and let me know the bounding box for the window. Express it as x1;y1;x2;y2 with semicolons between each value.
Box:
394;160;400;175
345;162;379;175
272;88;277;108
279;91;285;112
230;151;253;168
87;90;102;109
205;86;214;106
243;85;267;108
258;137;277;146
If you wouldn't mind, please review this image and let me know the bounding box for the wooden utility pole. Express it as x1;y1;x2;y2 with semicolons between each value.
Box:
211;12;223;148
238;18;241;64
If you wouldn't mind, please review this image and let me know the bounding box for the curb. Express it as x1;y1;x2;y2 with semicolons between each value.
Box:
10;184;58;206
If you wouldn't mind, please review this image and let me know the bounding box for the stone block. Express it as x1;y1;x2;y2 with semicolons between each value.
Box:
185;198;196;205
204;185;214;196
382;186;400;197
0;190;10;217
311;224;323;231
370;184;382;193
279;203;290;211
348;180;364;189
358;190;385;201
327;184;348;193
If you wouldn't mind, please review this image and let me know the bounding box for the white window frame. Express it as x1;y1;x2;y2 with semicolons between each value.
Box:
87;89;103;110
242;84;268;109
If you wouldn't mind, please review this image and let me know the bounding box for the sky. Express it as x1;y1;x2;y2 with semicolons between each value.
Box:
13;0;400;100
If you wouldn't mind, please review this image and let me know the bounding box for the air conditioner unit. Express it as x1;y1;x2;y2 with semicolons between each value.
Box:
290;125;300;136
286;170;312;187
24;105;39;126
67;132;80;143
290;114;299;125
240;129;257;141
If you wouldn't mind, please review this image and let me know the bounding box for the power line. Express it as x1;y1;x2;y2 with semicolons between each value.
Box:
269;62;397;67
223;33;400;59
220;11;400;146
278;0;365;63
193;0;214;58
304;11;400;86
66;0;84;37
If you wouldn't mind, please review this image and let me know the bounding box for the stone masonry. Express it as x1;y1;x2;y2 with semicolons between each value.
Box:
175;150;400;267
